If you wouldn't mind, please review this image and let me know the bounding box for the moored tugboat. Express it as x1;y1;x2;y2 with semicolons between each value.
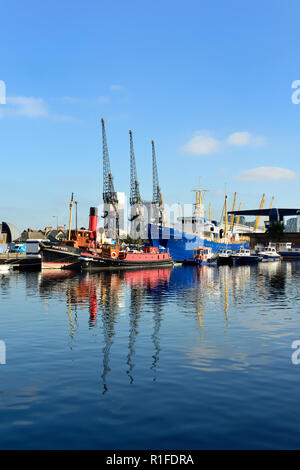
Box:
184;246;215;266
80;245;173;271
40;206;102;269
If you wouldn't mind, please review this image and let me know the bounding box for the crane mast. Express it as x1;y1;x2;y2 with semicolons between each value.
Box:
101;118;119;241
128;130;145;238
151;140;167;226
129;130;142;205
152;140;163;206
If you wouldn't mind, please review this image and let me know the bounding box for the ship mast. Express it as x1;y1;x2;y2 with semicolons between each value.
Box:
192;177;208;217
68;192;74;241
224;186;228;240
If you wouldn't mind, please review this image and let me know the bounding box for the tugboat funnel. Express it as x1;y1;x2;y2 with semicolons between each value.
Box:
89;207;98;239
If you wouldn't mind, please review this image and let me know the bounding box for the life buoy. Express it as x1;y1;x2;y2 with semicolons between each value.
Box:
111;251;117;258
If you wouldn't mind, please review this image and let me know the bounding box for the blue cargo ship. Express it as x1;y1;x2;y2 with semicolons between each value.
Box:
148;186;250;262
148;223;249;262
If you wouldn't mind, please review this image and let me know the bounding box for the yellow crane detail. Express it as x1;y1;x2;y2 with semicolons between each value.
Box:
254;193;265;232
265;196;275;223
229;192;237;232
235;202;242;226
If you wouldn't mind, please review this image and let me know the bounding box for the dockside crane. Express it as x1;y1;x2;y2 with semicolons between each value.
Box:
152;140;167;225
152;140;163;207
129;130;145;238
101;118;119;240
129;130;142;207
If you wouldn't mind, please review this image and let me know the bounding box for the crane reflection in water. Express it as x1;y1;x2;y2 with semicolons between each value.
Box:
39;268;172;393
36;260;295;393
124;269;171;385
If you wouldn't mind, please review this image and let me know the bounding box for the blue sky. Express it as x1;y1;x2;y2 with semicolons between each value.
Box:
1;0;300;229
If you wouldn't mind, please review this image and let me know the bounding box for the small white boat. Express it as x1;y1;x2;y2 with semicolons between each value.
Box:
217;249;233;265
278;243;300;260
231;248;262;265
257;246;281;262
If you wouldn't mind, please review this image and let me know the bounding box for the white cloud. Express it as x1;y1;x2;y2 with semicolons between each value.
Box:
110;84;124;91
62;96;82;103
235;166;298;181
181;132;220;155
0;95;75;121
227;131;265;147
182;130;266;156
6;96;49;117
227;131;251;146
98;96;110;104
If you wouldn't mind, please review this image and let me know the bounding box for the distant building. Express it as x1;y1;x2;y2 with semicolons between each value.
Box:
285;217;300;232
44;228;66;243
17;229;46;242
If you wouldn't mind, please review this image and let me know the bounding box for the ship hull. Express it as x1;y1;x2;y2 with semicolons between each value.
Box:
41;245;89;269
148;224;249;262
80;257;174;271
217;257;232;266
261;255;281;262
232;256;261;265
279;252;300;260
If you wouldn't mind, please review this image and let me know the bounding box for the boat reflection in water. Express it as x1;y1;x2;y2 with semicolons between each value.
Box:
36;261;296;393
3;260;300;450
38;267;172;393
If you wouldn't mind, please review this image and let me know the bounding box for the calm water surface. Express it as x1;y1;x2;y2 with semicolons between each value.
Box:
0;262;300;449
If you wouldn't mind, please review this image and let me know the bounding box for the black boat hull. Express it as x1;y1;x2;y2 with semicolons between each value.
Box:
80;257;174;271
41;245;86;269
